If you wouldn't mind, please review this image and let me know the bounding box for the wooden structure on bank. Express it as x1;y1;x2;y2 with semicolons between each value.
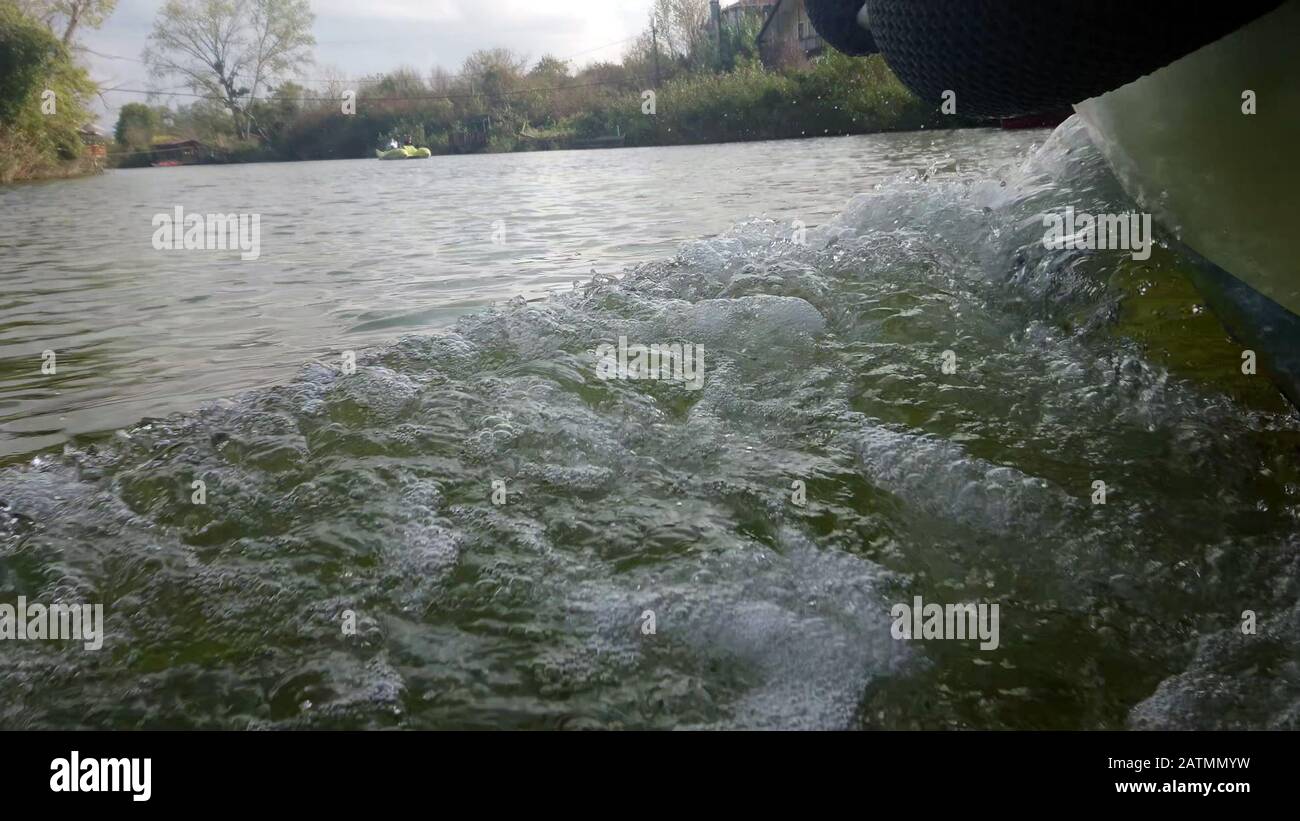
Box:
149;139;207;165
755;0;826;68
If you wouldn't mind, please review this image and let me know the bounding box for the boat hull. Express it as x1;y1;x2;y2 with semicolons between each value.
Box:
1074;0;1300;401
376;147;432;160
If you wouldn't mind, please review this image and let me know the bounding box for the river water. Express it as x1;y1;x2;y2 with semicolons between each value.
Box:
1;122;1297;729
0;130;1022;462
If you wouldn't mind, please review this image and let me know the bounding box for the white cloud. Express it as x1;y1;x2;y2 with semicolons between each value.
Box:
311;0;465;21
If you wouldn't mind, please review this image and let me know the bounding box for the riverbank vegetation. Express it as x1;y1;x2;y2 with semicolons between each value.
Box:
0;1;109;182
110;0;966;167
4;0;970;177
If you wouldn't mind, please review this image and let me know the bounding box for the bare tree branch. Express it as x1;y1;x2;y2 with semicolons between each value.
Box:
143;0;313;140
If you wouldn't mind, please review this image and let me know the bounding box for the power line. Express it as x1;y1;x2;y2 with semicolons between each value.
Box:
74;46;148;63
556;35;642;63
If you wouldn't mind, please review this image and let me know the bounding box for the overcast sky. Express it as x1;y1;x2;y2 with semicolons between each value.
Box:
79;0;680;128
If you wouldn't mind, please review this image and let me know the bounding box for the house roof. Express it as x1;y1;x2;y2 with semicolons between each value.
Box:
755;0;786;44
721;0;776;26
77;125;108;144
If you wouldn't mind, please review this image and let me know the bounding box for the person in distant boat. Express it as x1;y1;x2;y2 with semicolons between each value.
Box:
388;138;399;149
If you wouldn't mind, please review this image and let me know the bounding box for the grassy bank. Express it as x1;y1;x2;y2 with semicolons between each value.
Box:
0;132;101;182
575;52;954;148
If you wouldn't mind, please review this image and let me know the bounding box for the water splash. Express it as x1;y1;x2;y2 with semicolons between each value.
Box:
2;119;1297;729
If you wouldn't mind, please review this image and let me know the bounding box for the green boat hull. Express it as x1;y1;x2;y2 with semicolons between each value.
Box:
1074;0;1300;403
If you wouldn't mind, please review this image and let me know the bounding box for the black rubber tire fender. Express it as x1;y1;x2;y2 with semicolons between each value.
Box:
805;0;1286;118
804;0;877;56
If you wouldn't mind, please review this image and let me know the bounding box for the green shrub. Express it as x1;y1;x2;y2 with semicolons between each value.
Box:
114;102;160;148
0;2;97;181
0;2;59;126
